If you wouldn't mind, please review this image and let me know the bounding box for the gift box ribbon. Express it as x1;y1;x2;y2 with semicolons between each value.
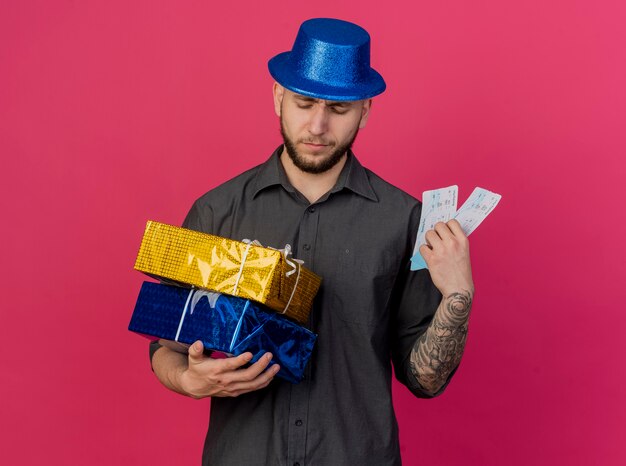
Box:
238;240;304;315
176;288;251;354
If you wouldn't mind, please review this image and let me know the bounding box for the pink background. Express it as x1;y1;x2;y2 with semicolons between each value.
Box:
1;1;624;465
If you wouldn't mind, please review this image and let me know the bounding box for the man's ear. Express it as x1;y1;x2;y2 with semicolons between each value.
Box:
358;99;373;129
273;82;285;117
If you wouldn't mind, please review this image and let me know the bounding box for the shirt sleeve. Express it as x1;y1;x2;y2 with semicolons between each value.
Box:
181;199;213;233
389;202;456;398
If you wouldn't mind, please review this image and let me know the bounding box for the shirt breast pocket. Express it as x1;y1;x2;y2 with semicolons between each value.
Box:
330;247;400;327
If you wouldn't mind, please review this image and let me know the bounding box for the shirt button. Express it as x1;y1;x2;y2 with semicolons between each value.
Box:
295;419;303;426
308;207;316;213
302;244;311;251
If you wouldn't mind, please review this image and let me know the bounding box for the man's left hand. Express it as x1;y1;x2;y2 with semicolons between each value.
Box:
419;219;474;297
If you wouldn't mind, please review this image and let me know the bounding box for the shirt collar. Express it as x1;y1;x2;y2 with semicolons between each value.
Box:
252;145;379;202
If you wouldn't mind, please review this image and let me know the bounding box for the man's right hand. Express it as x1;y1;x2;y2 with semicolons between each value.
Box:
154;340;280;399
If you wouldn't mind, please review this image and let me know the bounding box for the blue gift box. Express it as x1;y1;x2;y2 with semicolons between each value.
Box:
129;281;316;383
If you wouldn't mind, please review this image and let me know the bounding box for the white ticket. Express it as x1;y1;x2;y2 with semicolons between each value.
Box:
454;187;501;236
410;186;501;271
411;185;458;270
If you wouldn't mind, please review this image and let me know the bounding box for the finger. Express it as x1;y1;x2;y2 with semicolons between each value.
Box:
447;219;467;239
424;229;442;248
217;352;255;372
187;340;206;365
434;221;454;241
419;244;433;262
224;364;281;395
223;352;274;383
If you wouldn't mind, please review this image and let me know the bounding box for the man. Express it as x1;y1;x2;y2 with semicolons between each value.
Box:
149;18;474;465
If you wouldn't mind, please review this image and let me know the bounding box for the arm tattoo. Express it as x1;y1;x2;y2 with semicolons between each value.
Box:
410;290;473;394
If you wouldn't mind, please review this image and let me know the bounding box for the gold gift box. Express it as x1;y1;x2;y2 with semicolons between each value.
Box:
134;221;321;324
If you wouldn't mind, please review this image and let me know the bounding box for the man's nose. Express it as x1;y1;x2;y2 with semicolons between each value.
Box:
308;106;329;136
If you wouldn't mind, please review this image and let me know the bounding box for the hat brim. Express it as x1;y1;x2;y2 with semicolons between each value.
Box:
268;52;386;101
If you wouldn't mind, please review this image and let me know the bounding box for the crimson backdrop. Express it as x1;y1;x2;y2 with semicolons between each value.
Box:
1;1;624;465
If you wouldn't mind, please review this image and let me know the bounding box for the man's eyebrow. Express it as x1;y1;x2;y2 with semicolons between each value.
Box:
294;95;317;102
326;101;350;107
293;95;351;107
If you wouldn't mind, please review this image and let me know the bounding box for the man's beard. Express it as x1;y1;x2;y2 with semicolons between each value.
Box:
280;116;359;174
